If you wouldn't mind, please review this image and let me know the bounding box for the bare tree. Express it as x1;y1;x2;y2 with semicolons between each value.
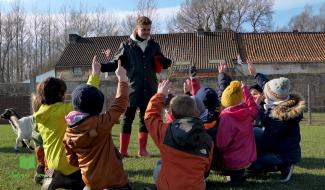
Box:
318;3;325;31
0;11;3;81
47;5;52;68
68;4;91;37
121;0;159;35
206;0;224;31
168;0;211;33
288;5;321;32
247;0;273;32
2;12;15;82
136;0;158;18
222;0;250;32
169;0;274;33
121;14;137;35
91;8;119;36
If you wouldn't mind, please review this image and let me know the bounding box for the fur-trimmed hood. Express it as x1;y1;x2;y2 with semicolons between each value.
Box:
271;93;305;121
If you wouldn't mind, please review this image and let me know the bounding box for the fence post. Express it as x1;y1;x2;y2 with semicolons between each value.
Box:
308;83;311;126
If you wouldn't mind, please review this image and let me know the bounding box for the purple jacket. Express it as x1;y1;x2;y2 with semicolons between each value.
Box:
216;85;259;170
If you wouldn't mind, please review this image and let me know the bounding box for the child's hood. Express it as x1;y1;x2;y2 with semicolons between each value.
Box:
64;111;99;149
65;111;90;126
168;117;212;149
34;102;71;124
271;93;305;121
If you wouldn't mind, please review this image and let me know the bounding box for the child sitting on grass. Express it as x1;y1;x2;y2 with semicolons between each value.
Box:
247;60;305;182
145;80;214;190
34;56;101;190
63;60;131;190
217;80;259;185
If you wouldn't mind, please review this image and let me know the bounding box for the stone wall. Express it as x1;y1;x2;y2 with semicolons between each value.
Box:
0;72;324;123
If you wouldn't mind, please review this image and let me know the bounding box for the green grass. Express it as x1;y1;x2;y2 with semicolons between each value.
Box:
301;112;325;126
0;116;324;190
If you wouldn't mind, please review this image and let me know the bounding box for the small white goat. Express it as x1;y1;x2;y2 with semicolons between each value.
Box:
1;108;34;151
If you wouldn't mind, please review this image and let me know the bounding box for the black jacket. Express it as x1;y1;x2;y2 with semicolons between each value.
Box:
101;38;171;107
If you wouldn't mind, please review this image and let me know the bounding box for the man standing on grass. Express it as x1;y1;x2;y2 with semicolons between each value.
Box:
100;16;171;158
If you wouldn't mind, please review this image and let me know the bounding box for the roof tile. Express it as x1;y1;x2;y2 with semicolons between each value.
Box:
56;32;239;70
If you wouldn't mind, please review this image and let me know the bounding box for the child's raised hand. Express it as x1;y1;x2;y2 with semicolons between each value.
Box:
158;80;171;96
218;61;227;73
241;81;246;88
115;59;128;82
58;72;64;80
247;59;256;76
183;79;191;94
92;55;101;75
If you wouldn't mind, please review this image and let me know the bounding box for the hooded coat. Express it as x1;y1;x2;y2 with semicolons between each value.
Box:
255;72;305;164
34;74;99;176
217;85;259;170
145;93;214;190
63;82;129;190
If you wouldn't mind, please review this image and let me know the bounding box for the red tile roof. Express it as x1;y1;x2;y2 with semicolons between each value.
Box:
56;32;239;70
57;32;325;72
239;32;325;64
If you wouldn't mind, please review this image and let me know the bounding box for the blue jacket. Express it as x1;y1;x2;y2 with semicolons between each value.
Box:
255;73;305;164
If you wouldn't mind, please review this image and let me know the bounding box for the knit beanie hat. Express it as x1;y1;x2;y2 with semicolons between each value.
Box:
196;87;219;112
221;80;243;108
191;96;207;117
263;77;290;102
72;84;104;115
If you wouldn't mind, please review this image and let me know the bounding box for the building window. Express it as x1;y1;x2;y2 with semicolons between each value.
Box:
174;61;191;71
73;67;83;76
208;59;224;64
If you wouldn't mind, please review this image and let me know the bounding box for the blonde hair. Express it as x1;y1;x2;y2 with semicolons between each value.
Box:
170;95;197;119
136;16;152;27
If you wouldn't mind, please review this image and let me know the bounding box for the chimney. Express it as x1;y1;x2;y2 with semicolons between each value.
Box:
197;25;205;37
293;29;299;33
69;34;81;43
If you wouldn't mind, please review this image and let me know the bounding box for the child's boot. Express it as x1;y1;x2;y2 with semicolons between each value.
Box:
138;132;150;158
34;146;46;184
119;133;131;158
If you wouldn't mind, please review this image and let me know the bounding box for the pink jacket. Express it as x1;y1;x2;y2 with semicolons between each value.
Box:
216;85;259;170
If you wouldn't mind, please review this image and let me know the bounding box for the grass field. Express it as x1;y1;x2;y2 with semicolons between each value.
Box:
0;114;324;190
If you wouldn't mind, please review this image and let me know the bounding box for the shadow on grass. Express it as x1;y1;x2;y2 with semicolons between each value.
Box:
0;147;33;154
126;169;153;178
146;154;160;158
130;181;156;190
298;157;325;169
122;154;160;159
205;172;325;190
